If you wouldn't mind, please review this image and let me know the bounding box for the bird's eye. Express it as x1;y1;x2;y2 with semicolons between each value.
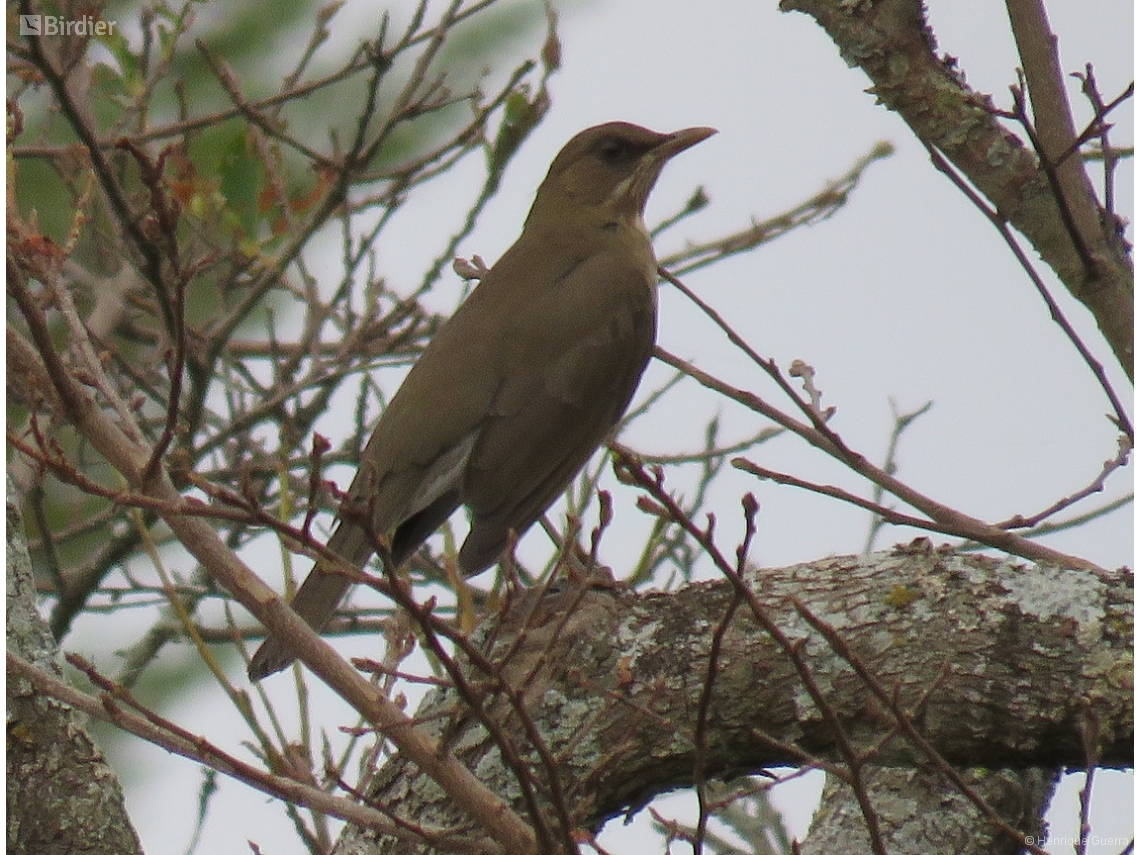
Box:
596;136;630;164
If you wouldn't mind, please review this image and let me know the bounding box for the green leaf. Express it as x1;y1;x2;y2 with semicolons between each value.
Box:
216;127;263;240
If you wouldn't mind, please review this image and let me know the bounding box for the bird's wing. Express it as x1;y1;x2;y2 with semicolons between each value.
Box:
458;250;656;574
334;287;509;541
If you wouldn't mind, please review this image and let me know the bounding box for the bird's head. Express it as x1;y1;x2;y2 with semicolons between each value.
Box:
528;122;716;226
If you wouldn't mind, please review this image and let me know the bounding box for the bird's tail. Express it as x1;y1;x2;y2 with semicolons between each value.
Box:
246;522;375;681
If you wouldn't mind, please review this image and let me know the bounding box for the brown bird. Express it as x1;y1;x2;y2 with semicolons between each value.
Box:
249;121;715;680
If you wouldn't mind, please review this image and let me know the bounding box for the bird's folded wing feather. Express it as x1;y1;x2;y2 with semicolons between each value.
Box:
459;250;656;570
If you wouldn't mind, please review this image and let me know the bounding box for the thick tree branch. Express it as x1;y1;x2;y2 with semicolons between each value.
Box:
7;481;144;855
802;767;1055;855
342;548;1131;853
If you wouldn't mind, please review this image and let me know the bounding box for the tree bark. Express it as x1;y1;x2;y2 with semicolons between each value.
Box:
334;545;1131;853
6;481;144;855
802;767;1056;855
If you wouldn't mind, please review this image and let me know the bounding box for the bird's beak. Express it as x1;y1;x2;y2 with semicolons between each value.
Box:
655;126;718;160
